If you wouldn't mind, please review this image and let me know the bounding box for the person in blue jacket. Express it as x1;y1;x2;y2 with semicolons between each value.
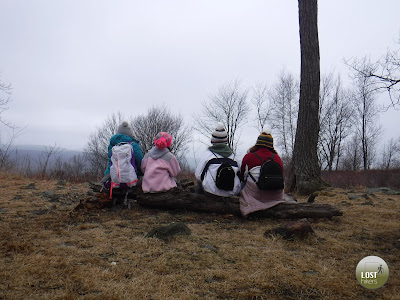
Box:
101;121;144;188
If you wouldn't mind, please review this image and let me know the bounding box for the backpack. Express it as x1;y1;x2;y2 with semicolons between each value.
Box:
109;142;138;198
201;152;238;191
248;153;284;190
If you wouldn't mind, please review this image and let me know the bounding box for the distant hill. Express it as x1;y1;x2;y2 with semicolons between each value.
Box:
2;145;84;171
3;144;199;172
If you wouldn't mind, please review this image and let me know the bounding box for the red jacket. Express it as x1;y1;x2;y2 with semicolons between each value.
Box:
240;147;284;181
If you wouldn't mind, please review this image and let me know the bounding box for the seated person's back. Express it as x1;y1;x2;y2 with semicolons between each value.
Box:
195;122;241;197
141;132;181;193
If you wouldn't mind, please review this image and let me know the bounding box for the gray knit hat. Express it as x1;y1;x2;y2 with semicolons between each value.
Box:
117;121;134;137
211;122;228;144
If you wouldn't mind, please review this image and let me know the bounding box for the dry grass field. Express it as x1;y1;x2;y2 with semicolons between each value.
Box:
0;172;399;299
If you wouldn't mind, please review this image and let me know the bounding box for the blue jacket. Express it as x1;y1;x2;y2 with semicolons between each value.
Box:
104;134;144;176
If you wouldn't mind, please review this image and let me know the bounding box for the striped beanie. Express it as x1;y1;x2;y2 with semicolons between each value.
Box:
256;126;274;149
211;122;228;144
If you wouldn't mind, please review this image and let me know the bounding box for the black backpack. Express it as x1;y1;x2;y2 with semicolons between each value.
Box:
201;153;238;191
248;153;284;190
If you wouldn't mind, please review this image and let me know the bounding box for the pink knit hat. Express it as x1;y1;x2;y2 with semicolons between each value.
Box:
154;132;172;149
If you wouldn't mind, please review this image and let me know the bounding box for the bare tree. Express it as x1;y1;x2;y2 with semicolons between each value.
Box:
251;82;270;132
0;75;12;126
351;65;382;170
50;154;91;182
18;152;33;176
194;80;250;153
287;0;322;195
341;135;363;170
0;75;25;170
268;70;299;159
347;42;400;108
36;144;64;178
318;74;353;171
380;137;400;170
0;126;25;170
131;105;191;159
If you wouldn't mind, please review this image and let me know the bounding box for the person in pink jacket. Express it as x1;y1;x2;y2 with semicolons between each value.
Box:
141;132;181;193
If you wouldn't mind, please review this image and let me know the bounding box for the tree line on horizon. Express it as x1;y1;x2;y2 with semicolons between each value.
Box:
1;56;400;182
1;66;400;184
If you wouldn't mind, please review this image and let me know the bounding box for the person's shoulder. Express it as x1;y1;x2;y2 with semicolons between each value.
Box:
242;151;253;160
200;148;213;157
131;143;143;155
131;137;140;144
257;147;274;156
226;152;238;160
109;134;119;143
162;151;175;161
131;140;141;147
111;133;134;142
273;152;283;162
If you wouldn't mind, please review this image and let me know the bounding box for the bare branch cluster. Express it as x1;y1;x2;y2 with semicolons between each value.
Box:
0;75;13;127
50;153;93;182
353;68;382;170
83;107;191;179
35;143;64;179
267;71;299;159
194;80;250;153
0;78;12;110
347;47;400;108
318;74;354;171
251;83;270;132
380;137;400;169
131;105;192;161
0;127;25;170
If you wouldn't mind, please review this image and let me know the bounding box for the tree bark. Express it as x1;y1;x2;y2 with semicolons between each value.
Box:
287;0;322;195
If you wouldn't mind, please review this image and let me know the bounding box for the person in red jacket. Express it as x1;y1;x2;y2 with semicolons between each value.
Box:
238;127;286;216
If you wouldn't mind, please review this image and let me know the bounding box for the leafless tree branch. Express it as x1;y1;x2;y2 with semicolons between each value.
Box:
193;80;250;153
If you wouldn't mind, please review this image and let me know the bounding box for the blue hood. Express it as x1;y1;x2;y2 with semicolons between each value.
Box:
109;134;139;146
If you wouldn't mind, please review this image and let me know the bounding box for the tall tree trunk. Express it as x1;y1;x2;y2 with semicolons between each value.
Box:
287;0;322;195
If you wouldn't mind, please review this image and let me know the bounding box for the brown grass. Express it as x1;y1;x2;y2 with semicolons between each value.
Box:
0;172;399;299
321;169;400;189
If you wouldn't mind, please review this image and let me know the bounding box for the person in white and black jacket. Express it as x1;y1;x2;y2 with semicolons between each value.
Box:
195;122;241;197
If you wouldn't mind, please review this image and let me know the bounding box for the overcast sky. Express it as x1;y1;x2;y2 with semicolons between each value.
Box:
0;0;399;156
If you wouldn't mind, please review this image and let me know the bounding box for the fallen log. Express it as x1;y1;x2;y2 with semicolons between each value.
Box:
135;190;342;219
88;182;343;219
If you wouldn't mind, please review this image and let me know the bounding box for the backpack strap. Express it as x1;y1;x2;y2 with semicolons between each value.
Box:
204;151;219;182
200;156;238;181
210;151;218;158
253;152;264;163
248;152;275;182
115;141;133;147
253;152;275;163
248;171;257;183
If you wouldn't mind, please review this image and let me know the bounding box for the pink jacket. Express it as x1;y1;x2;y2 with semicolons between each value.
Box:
141;147;181;193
